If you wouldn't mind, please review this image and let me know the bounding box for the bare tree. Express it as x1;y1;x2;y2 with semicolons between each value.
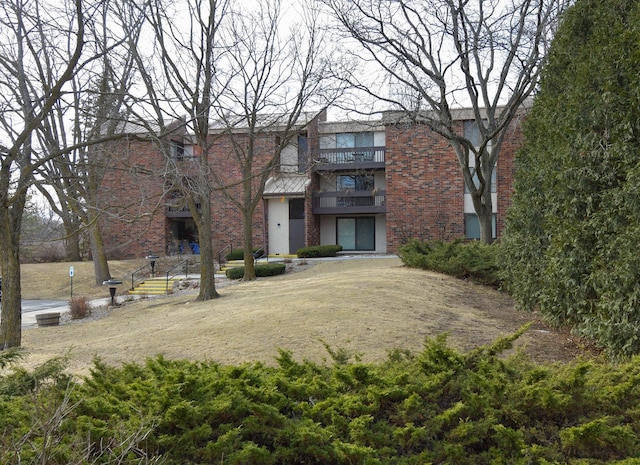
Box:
320;0;567;243
35;0;142;284
126;0;231;300
0;0;88;349
211;0;335;280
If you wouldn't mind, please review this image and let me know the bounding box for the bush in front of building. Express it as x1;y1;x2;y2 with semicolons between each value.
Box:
225;248;264;261
225;263;286;280
399;239;501;287
6;333;640;464
296;244;343;258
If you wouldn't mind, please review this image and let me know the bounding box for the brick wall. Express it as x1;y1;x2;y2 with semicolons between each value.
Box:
384;119;519;251
99;131;273;260
98;137;167;259
384;122;465;252
99;112;520;260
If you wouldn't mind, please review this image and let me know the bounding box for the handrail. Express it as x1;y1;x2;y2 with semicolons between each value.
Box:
218;243;232;263
130;263;151;290
165;259;190;292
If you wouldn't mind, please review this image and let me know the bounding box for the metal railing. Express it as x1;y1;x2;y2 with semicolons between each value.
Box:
165;259;190;292
130;263;152;291
312;190;387;214
218;243;233;263
314;146;386;166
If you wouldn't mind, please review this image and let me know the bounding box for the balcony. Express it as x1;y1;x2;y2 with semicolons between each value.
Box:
312;190;387;215
166;202;202;218
313;146;385;171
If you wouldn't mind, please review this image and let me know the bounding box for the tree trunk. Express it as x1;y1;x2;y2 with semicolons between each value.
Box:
472;187;494;245
478;209;494;244
0;209;23;350
196;195;219;301
242;208;256;281
65;230;82;261
89;220;111;284
63;215;82;261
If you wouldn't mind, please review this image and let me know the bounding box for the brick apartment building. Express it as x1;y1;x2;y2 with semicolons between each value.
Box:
97;109;521;260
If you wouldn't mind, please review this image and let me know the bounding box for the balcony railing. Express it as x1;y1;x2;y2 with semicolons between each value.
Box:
166;202;202;218
312;190;387;215
313;146;385;170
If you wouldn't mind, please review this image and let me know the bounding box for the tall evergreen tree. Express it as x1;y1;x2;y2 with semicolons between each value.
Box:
501;0;640;355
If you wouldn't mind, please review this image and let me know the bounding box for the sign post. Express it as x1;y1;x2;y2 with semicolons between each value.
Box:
69;266;74;298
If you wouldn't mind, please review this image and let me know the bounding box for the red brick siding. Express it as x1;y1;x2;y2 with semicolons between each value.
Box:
98;138;167;259
99;132;272;260
384;123;465;252
99;112;520;259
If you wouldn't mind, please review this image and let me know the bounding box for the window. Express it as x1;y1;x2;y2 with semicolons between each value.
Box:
297;135;308;173
337;174;374;191
337;217;375;251
336;132;375;161
336;132;374;149
172;141;194;160
464;121;483;147
465;213;496;240
172;141;184;159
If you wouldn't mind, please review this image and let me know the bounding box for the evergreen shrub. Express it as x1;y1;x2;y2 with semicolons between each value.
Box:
399;239;501;286
296;244;343;258
499;0;640;356
6;334;640;464
225;248;262;261
225;263;286;279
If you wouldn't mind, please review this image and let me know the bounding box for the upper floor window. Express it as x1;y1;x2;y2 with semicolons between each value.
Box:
464;121;482;147
297;134;308;173
336;132;374;149
337;174;374;191
171;141;195;160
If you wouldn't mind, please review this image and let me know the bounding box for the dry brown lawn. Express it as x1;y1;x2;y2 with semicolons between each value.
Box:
19;257;591;375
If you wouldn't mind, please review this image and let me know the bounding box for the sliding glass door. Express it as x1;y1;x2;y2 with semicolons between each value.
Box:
337;217;375;251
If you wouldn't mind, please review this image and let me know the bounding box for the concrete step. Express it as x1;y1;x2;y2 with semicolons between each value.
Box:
128;278;181;295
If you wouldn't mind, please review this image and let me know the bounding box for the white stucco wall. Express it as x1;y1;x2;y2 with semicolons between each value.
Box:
375;214;387;253
320;216;337;245
267;198;290;255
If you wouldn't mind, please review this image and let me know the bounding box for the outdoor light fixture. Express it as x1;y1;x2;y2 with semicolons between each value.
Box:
103;279;123;306
146;254;160;278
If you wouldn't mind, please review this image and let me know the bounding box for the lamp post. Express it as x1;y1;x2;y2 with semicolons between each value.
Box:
146;254;159;278
103;279;123;306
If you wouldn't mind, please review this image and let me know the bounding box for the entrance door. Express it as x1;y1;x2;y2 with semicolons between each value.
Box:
289;199;305;253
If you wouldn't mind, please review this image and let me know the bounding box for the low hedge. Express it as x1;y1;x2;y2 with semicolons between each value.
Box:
6;333;640;464
296;244;343;258
225;262;286;279
225;248;262;261
399;238;501;287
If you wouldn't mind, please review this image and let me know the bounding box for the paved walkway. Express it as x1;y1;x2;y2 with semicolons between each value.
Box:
19;298;112;329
